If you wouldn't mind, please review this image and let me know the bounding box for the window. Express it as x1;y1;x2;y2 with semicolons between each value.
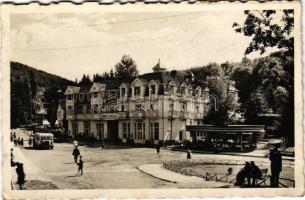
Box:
150;122;159;140
80;94;84;100
121;88;126;97
122;122;130;139
182;103;187;111
135;122;145;139
196;105;200;112
86;105;91;114
150;85;156;95
67;95;72;100
68;106;72;110
135;87;141;96
75;94;79;100
96;123;104;140
72;123;78;136
84;121;90;136
76;106;83;114
121;105;125;112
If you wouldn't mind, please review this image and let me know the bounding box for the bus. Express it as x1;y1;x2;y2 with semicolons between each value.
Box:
33;133;54;150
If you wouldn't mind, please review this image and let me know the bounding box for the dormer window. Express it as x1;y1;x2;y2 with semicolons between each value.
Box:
135;87;141;96
121;88;126;97
150;85;156;95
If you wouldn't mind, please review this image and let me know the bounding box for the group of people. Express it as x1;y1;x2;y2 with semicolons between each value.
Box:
11;132;24;148
235;161;262;187
72;144;83;175
234;147;283;187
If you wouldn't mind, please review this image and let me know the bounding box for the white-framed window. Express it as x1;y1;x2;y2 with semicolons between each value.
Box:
84;121;90;136
135;122;145;139
67;94;72;100
121;88;126;97
150;85;156;95
122;122;130;139
96;123;104;140
134;87;141;96
182;103;187;111
72;123;78;136
150;122;159;140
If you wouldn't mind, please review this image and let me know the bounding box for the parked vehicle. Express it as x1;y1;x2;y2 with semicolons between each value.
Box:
33;133;54;149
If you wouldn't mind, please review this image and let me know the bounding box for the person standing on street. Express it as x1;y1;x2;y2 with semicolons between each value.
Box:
269;146;282;187
101;140;105;150
156;143;161;156
77;156;83;175
20;138;24;149
16;162;25;190
72;146;80;163
187;149;192;160
28;137;32;147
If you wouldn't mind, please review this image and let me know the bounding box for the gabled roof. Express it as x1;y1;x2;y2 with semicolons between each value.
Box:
89;82;106;93
64;86;80;95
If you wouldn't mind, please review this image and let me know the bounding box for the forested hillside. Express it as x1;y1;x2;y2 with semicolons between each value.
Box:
10;62;75;128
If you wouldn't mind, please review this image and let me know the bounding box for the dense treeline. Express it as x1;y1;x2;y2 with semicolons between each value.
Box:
10;62;75;128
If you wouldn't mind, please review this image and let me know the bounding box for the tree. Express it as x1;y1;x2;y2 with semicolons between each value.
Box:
204;65;240;126
245;88;269;124
78;74;92;85
233;10;294;55
114;55;138;79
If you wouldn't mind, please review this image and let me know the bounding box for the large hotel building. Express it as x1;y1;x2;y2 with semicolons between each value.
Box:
64;63;239;145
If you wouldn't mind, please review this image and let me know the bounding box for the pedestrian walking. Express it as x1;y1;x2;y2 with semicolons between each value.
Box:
14;139;17;147
250;161;262;186
11;148;16;167
20;138;24;148
10;133;13;142
15;162;25;190
77;156;83;175
156;144;161;156
186;149;192;159
72;146;80;163
101;140;105;150
28;137;32;147
269;146;282;187
17;137;21;147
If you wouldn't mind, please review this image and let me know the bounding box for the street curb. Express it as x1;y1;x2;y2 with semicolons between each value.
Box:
165;147;295;161
137;165;177;184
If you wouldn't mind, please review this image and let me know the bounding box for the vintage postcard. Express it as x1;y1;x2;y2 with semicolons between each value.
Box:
1;1;303;199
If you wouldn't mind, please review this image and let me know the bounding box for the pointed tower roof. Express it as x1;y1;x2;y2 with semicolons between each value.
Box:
152;59;166;72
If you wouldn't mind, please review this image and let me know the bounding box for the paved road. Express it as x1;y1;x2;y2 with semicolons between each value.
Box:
11;129;294;189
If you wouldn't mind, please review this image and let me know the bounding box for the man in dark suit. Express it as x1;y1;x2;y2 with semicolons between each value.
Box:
269;146;282;187
72;146;80;163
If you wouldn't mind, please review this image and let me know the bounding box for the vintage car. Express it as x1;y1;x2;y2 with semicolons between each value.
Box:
33;132;54;150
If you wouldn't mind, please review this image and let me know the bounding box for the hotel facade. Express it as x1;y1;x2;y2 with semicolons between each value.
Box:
64;64;239;145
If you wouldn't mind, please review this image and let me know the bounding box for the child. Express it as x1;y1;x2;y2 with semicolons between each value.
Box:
77;156;83;175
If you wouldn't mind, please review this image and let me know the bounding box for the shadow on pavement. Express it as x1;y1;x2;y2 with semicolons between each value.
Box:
65;175;81;178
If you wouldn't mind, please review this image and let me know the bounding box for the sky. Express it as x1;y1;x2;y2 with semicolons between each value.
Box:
10;11;277;81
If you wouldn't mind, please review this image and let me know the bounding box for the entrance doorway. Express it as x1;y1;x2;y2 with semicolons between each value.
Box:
107;120;119;143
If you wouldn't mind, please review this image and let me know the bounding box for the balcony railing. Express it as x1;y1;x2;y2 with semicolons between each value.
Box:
146;111;159;118
129;111;145;118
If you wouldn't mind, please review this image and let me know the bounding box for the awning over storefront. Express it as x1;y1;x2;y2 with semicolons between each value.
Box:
186;125;265;133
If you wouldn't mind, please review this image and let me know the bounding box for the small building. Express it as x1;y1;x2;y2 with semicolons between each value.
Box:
186;125;265;151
